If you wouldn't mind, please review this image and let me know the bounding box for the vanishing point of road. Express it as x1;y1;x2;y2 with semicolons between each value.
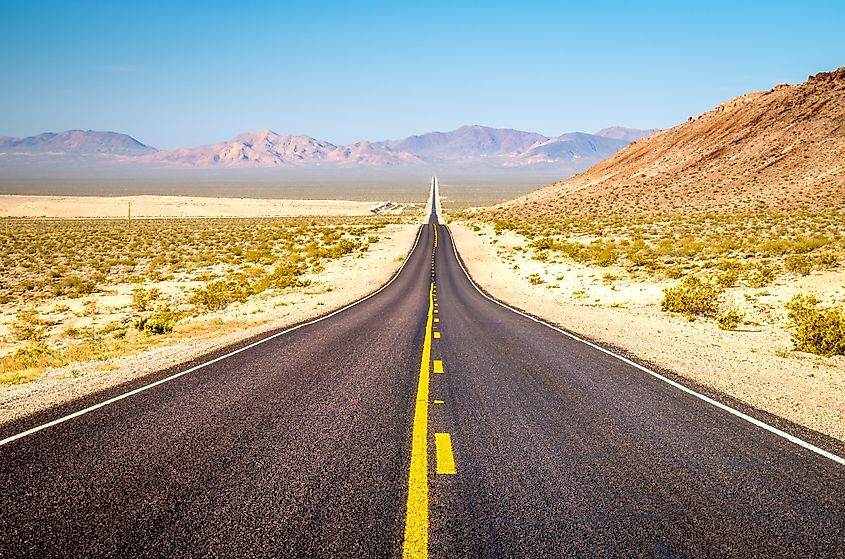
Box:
1;178;843;557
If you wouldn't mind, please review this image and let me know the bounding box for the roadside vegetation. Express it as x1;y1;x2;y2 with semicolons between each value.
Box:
0;216;406;383
461;209;845;357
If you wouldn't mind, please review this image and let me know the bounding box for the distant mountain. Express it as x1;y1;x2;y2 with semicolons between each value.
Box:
0;130;155;156
502;67;845;217
382;125;547;159
327;140;423;166
149;129;337;167
0;124;654;173
517;132;628;165
148;129;423;167
594;126;658;143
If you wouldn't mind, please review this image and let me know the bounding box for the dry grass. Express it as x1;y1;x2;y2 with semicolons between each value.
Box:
465;210;844;285
0;215;410;383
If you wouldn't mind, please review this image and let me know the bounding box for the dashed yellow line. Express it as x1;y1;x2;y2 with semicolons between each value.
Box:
433;360;444;374
435;433;457;475
434;318;439;323
402;282;435;558
434;332;441;339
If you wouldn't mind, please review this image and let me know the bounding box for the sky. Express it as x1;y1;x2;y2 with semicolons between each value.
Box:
2;0;843;149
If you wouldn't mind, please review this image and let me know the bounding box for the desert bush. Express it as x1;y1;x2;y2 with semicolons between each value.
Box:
12;307;47;342
131;287;161;311
748;267;775;288
1;342;65;380
784;255;811;276
717;309;745;330
189;277;252;311
785;294;845;356
134;305;181;335
528;274;544;285
661;276;722;317
57;276;96;298
815;253;838;269
716;270;739;288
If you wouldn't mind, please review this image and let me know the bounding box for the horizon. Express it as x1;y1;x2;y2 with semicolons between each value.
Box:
0;123;654;150
2;1;843;149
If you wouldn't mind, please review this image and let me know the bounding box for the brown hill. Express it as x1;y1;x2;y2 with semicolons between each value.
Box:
501;68;845;217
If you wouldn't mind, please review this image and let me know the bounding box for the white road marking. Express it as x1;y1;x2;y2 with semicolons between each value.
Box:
445;226;845;466
0;225;428;447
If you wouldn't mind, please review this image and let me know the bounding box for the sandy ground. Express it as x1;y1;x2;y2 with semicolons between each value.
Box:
0;223;420;426
450;221;845;443
0;195;394;218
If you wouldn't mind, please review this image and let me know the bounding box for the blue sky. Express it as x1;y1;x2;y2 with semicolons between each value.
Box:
2;1;843;149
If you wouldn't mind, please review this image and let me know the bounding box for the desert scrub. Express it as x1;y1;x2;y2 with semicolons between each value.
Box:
661;276;722;317
0;216;396;303
131;287;161;311
716;270;739;288
189;276;253;311
784;255;812;276
12;307;48;341
528;274;544;285
747;266;775;288
0;342;65;383
785;294;845;356
476;210;845;282
134;306;181;335
717;309;745;330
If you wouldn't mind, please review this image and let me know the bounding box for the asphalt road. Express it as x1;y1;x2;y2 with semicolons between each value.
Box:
1;178;844;557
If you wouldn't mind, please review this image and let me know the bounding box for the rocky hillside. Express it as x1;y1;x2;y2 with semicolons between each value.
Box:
501;68;845;217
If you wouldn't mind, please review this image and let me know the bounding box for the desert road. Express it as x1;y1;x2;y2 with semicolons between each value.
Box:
1;178;844;558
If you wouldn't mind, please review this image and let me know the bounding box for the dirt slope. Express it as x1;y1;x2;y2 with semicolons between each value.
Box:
501;68;845;217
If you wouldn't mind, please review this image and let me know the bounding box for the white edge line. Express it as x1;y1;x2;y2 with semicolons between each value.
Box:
444;225;845;466
0;224;427;447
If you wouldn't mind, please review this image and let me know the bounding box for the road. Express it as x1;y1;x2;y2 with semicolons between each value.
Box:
1;177;844;557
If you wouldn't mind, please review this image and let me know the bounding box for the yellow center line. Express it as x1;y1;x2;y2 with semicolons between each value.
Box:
433;360;444;374
434;318;439;323
434;332;441;339
402;281;434;558
435;433;457;475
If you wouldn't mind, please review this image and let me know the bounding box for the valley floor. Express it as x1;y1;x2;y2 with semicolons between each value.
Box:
0;194;404;218
451;222;845;443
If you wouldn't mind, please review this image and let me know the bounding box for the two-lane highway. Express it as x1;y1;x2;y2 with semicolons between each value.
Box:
1;177;844;557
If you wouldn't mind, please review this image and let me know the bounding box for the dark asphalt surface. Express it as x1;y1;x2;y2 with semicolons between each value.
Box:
2;184;844;557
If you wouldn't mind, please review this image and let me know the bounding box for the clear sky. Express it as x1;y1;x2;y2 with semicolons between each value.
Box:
2;0;843;149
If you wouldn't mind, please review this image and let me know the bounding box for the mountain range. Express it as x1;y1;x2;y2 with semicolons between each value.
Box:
0;125;656;174
501;67;845;217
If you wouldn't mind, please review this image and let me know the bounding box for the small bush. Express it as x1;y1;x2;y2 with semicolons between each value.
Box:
716;270;739;288
134;306;180;335
528;274;544;285
57;276;96;298
748;267;775;288
785;294;845;356
189;277;252;311
816;253;838;269
661;276;722;317
131;287;161;311
1;342;65;381
12;307;47;342
717;309;744;330
784;255;811;276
